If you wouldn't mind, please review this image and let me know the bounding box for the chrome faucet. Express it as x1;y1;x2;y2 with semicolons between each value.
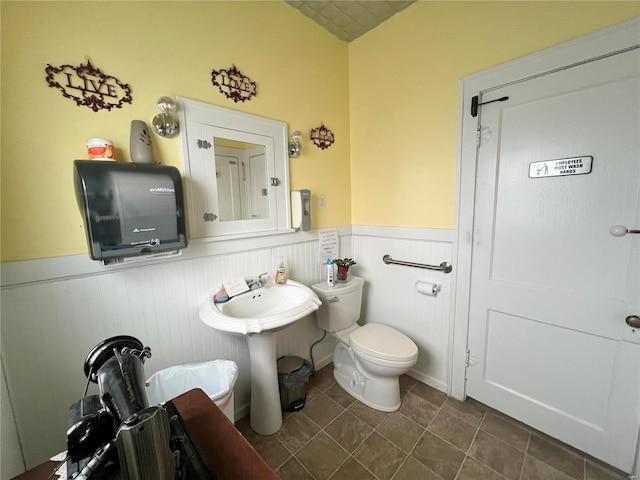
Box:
246;272;269;291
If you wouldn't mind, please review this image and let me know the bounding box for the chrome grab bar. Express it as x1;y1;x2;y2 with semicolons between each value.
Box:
382;255;453;274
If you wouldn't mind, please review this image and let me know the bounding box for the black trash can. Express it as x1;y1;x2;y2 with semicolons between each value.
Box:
277;356;312;412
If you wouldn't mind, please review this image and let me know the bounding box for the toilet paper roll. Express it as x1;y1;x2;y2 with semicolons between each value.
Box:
415;280;441;296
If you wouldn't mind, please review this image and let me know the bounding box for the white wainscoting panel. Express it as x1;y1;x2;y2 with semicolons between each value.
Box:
1;232;352;468
1;357;25;478
0;225;455;469
352;227;454;391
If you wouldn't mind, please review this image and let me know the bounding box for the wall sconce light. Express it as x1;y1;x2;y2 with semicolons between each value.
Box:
152;96;179;138
288;130;302;158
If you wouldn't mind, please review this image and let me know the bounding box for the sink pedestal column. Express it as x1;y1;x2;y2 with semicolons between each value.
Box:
246;332;282;435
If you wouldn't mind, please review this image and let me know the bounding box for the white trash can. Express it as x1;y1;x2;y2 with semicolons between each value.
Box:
146;359;238;423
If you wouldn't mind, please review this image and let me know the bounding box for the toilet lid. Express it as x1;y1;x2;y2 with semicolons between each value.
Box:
349;323;418;362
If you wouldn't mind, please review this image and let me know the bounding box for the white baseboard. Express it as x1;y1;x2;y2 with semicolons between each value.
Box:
407;368;448;395
234;401;251;424
312;353;333;372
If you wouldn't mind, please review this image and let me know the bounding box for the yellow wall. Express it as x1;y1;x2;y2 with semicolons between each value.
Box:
2;2;638;262
349;2;639;229
0;1;350;261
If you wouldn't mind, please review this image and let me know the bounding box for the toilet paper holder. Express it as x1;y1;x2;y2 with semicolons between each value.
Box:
415;280;441;296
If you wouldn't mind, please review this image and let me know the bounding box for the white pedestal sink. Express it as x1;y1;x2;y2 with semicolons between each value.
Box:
200;279;321;435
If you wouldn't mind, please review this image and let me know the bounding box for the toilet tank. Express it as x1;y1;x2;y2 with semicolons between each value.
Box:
311;276;364;332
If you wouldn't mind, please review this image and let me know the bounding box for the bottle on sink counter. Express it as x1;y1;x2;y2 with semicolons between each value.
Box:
275;257;287;285
326;259;335;287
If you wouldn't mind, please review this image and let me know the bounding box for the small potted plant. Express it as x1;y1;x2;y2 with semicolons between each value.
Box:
334;258;356;281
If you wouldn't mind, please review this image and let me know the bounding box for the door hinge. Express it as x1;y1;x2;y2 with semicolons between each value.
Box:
270;177;281;186
476;126;492;148
465;349;478;368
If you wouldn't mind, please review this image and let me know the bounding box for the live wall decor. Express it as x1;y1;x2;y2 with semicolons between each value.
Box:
45;60;132;112
310;123;335;150
210;64;257;103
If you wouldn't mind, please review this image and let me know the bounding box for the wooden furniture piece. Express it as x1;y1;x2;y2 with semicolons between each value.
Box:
12;388;277;480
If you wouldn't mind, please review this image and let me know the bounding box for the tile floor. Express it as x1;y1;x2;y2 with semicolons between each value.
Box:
235;364;630;480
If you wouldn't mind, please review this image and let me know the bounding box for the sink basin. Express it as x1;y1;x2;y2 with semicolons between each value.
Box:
200;279;321;335
199;279;321;435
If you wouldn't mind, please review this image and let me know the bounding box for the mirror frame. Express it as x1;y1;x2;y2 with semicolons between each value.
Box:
177;97;292;240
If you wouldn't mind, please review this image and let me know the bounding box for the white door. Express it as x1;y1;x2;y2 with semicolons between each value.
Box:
215;153;243;221
248;151;268;219
466;47;640;472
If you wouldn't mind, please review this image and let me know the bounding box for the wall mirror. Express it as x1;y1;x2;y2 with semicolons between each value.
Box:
214;138;267;222
177;97;291;240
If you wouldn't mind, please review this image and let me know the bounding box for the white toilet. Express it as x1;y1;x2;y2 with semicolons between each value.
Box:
312;276;418;411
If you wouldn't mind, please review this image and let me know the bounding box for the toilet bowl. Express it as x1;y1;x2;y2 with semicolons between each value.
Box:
312;276;418;411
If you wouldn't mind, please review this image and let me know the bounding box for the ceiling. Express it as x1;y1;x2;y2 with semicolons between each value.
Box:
285;1;416;42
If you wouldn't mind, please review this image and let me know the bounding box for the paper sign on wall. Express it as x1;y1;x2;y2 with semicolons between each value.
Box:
318;228;339;263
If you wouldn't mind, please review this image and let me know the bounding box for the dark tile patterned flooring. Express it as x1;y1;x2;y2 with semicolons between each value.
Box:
235;364;629;480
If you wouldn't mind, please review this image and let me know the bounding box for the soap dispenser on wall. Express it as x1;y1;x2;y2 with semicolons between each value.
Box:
291;189;311;231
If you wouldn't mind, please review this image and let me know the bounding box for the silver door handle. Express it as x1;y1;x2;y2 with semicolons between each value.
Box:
609;225;640;237
626;315;640;328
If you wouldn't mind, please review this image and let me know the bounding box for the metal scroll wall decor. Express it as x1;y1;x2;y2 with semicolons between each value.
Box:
211;64;257;103
45;60;132;112
310;124;335;150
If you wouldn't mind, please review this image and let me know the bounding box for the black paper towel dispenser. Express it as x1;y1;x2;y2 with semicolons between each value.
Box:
74;160;187;262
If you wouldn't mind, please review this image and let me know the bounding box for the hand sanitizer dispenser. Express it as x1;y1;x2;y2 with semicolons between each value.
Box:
291;189;311;231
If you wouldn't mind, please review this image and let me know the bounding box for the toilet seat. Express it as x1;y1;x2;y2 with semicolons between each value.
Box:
349;323;418;363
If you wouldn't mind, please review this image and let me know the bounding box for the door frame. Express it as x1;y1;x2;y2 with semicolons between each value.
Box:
449;15;640;468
